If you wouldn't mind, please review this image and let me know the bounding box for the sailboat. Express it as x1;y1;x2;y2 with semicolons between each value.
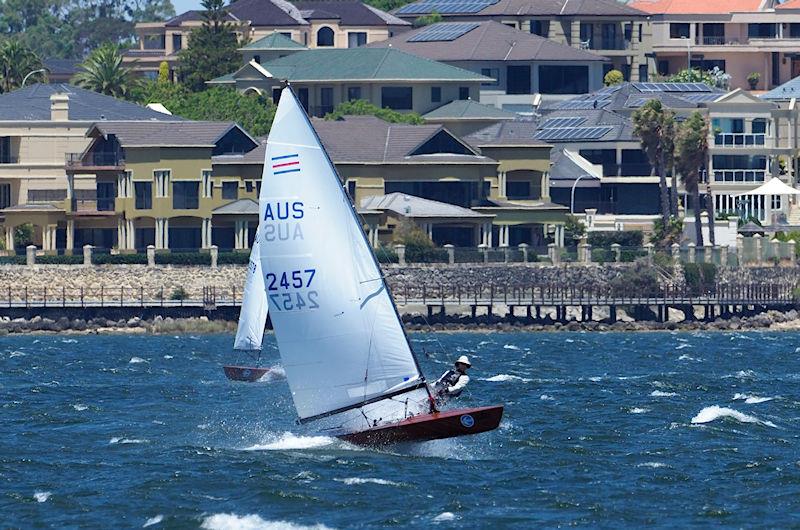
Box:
223;232;272;382
255;85;503;445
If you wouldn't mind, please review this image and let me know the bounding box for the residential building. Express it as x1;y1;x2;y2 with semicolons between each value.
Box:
422;99;518;137
366;21;607;110
208;48;489;117
240;31;307;66
630;0;800;90
125;0;410;80
0;84;179;252
393;0;654;82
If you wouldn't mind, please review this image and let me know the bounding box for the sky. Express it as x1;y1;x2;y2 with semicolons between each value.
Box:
172;0;204;14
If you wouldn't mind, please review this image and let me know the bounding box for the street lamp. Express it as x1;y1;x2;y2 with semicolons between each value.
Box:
22;68;48;88
570;174;593;214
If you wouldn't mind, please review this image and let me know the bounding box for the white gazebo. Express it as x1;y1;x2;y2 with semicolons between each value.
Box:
733;178;800;225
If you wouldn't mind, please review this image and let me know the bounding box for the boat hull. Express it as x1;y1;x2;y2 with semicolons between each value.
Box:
223;365;270;382
337;405;504;446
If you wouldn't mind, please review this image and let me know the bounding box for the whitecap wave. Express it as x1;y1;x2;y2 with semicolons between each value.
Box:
258;366;287;382
629;407;649;414
675;343;691;350
691;405;777;428
637;462;667;468
433;512;458;523
129;357;147;364
540;395;554;401
732;393;775;404
33;491;51;503
61;339;78;344
9;351;26;358
334;477;400;486
143;515;163;527
502;344;521;351
163;355;173;359
650;390;677;397
244;432;335;451
678;354;699;361
201;513;332;530
109;437;148;444
72;404;88;411
483;374;531;383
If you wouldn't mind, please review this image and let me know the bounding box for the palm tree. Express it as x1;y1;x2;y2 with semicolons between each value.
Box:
0;39;45;93
675;112;709;247
74;43;137;98
632;99;676;228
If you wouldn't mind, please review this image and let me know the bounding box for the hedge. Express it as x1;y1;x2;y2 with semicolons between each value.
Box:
587;231;644;248
37;255;84;265
94;253;148;265
155;252;210;265
217;252;250;265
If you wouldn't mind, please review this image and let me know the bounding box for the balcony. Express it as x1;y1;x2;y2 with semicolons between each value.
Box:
581;38;631;51
713;169;767;183
714;133;766;148
66;152;125;170
701;36;726;45
71;197;116;213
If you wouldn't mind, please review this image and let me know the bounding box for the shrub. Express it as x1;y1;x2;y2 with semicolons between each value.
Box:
564;215;586;246
604;69;624;86
93;253;148;265
608;263;662;297
375;245;398;264
169;286;189;300
217;252;250;265
0;255;25;265
405;247;448;263
155;252;210;265
650;216;683;247
14;223;34;248
684;262;717;295
37;254;83;264
587;231;643;248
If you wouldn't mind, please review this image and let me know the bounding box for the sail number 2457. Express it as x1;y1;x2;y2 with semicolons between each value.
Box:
265;269;319;312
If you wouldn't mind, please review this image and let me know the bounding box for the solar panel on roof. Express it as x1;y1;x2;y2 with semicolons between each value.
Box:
535;126;613;141
632;82;713;93
678;93;722;102
408;22;479;42
556;99;610;110
542;116;586;128
396;0;498;14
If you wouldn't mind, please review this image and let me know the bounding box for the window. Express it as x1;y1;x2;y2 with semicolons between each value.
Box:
347;86;362;101
154;170;170;198
431;86;441;103
669;23;690;39
638;64;648;82
172;181;199;209
96;182;116;211
202;170;213;198
481;68;499;87
657;60;669;76
638;23;643;42
172;34;182;51
691;59;725;72
245;181;254;193
506;65;531;94
222;181;239;200
253;54;261;64
317;27;334;47
538;65;589;94
748;23;777;38
530;20;547;37
0;183;10;209
346;180;356;199
135;182;152;210
280;32;292;39
459;86;470;100
752;119;767;134
791;23;800;38
381;87;413;110
143;34;165;50
320;87;334;115
0;137;13;164
506;181;531;199
772;195;782;209
348;32;367;48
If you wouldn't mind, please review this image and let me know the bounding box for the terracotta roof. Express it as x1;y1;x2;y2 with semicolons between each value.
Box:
397;0;646;17
628;0;762;14
778;0;800;8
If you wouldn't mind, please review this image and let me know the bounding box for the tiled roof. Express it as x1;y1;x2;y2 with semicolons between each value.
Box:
465;121;550;147
423;99;517;120
213;199;259;215
396;0;646;17
293;1;409;25
361;193;492;218
778;0;800;8
165;9;240;26
258;48;490;82
0;83;183;122
367;20;605;63
241;32;306;50
43;58;79;76
762;76;800;100
88;121;249;148
628;0;762;14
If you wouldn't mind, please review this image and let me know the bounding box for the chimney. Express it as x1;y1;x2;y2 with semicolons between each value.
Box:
50;93;69;121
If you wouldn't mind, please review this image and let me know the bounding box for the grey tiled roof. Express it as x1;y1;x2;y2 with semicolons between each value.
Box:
367;21;605;63
294;1;409;25
361;192;492;218
549;148;601;185
88;121;247;147
396;0;646;17
762;76;800;100
423;99;518;120
0;84;184;122
465;120;550;147
213;199;259;215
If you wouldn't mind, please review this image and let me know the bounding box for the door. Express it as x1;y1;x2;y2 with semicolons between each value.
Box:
319;87;334;116
506;65;531;95
298;88;309;113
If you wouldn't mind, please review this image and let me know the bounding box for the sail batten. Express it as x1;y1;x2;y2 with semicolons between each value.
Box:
257;87;427;424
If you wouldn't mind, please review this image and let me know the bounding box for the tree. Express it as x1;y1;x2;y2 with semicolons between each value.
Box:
130;0;175;22
674;112;710;246
603;69;624;86
632;99;675;229
74;42;138;98
325;99;424;124
176;0;241;92
132;83;276;136
668;67;730;90
413;12;443;27
157;60;169;84
0;39;45;93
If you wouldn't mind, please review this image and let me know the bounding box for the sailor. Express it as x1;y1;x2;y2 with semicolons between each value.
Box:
434;355;471;399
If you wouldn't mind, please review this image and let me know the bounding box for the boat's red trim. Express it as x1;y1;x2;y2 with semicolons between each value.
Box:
336;405;504;445
223;365;270;382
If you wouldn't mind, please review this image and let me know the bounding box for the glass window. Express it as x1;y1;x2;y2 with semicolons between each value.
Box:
0;182;10;209
172;34;182;51
222;181;238;200
790;23;800;38
481;68;499;87
0;136;13;164
669;23;690;39
381;87;413;110
431;86;441;103
538;65;589;94
459;86;469;100
506;181;531;199
143;34;165;50
348;32;367;48
752;119;767;134
245;181;254;193
347;86;362;101
135;182;152;210
172;181;199;209
317;27;334;47
347;180;356;199
506;65;531;95
530;20;547;37
748;23;777;38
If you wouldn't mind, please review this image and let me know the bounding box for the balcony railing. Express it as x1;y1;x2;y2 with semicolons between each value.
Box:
713;169;767;182
714;133;766;147
72;197;116;212
701;36;726;45
66;152;125;168
583;38;631;51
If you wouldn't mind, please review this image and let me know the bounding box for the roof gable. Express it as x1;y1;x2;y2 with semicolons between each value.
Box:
241;31;306;50
710;88;771;106
87;121;258;150
423;99;517;120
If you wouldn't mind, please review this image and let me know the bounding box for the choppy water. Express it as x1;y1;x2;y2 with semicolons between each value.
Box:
2;332;799;528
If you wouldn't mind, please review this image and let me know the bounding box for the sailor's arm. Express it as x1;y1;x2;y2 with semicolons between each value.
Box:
446;374;469;394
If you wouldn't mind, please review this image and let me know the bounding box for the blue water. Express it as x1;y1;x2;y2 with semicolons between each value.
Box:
2;332;799;529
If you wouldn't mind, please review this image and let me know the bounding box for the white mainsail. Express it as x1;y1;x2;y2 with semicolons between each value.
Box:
258;87;429;430
233;230;269;351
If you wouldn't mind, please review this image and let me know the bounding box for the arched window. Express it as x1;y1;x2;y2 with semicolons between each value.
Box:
317;27;334;47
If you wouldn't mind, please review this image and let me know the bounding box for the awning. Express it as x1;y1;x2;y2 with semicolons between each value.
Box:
734;177;800;197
